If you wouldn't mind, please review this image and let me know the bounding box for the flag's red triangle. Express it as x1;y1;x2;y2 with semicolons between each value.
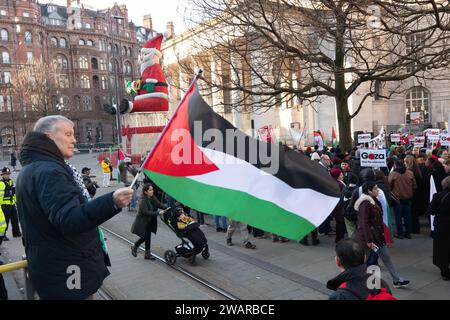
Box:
144;85;219;177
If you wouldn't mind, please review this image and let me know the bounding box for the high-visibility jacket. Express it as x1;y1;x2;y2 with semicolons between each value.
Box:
0;207;6;237
0;178;16;205
101;161;111;174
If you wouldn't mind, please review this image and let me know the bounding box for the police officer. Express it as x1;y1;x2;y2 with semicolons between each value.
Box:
0;167;21;240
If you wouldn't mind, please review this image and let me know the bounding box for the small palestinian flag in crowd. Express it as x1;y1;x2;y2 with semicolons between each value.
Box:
332;127;338;148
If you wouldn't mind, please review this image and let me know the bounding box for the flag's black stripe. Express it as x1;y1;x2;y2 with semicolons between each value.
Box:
187;87;340;198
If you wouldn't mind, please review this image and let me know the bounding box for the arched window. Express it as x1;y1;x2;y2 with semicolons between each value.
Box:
51;37;58;47
80;75;90;89
1;29;8;41
38;33;43;47
121;46;126;56
91;57;98;70
405;87;430;124
115;44;119;54
93;75;99;89
24;30;33;43
2;51;9;64
124;62;132;75
108;43;112;53
79;56;88;69
128;47;132;57
101;76;108;90
87;39;93;46
78;39;85;46
0;127;15;146
54;54;68;69
59;38;67;48
100;59;107;71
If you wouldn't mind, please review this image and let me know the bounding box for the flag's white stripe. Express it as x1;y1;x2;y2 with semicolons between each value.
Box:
188;147;339;226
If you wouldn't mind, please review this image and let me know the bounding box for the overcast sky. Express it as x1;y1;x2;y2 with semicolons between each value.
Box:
40;0;189;34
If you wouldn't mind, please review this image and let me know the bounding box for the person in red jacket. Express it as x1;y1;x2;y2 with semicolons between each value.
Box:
355;181;410;288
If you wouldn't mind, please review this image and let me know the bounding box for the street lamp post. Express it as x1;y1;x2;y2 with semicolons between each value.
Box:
8;84;16;146
110;15;124;146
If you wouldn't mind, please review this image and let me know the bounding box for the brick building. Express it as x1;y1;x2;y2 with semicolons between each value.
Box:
0;0;157;150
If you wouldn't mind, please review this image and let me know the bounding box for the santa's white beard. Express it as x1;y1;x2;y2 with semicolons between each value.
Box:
140;57;159;76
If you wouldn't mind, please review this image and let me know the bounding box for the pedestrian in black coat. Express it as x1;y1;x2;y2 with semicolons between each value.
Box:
131;184;167;260
427;177;450;281
16;116;133;300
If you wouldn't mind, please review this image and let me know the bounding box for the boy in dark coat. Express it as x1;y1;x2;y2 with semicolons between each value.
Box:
327;238;392;300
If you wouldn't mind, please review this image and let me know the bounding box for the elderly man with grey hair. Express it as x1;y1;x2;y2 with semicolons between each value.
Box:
16;115;133;300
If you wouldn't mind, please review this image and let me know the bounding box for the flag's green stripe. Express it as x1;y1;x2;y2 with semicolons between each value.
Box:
145;170;316;241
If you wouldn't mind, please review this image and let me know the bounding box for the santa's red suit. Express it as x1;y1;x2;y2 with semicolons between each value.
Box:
104;34;169;114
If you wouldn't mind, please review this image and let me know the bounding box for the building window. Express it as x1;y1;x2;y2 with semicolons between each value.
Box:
91;57;98;70
73;95;81;110
100;59;106;71
1;29;8;41
0;127;15;146
26;52;33;64
124;62;132;75
79;39;85;46
406;33;426;73
0;96;11;112
23;11;30;18
1;71;11;84
121;46;126;56
59;38;67;48
107;43;111;53
405;87;430;124
51;37;58;47
80;75;90;89
24;31;32;43
47;5;56;13
54;54;68;69
2;51;9;64
79;56;88;69
58;75;69;88
87;39;93;46
101;76;108;90
82;95;91;111
50;19;63;26
0;10;6;16
85;23;91;29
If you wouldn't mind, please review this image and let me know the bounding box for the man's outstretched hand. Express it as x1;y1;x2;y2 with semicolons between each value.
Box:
113;188;133;208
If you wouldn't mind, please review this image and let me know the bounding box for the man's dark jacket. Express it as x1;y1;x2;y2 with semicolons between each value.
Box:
16;132;121;300
327;265;391;300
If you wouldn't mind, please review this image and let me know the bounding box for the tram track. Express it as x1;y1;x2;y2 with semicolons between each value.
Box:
100;226;239;301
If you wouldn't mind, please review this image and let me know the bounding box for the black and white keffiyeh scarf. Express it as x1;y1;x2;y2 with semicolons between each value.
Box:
65;161;91;201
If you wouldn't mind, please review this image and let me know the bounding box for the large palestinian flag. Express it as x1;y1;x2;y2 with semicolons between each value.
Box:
143;81;341;240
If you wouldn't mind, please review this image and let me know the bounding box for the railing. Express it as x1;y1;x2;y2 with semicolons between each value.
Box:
0;256;35;300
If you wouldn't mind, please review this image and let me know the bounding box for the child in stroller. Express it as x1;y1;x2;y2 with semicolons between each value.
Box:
160;203;209;265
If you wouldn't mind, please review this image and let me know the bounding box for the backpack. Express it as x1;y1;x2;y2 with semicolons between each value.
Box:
367;288;397;300
344;187;359;222
339;282;397;300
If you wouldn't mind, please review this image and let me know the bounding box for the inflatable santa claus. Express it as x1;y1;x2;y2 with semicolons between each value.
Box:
104;34;169;114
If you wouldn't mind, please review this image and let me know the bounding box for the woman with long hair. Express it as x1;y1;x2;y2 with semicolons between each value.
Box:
131;183;168;260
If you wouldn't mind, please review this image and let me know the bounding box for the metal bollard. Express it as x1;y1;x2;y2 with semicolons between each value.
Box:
22;255;35;300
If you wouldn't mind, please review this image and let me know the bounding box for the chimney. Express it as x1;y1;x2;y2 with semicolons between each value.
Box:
166;21;175;39
143;15;152;31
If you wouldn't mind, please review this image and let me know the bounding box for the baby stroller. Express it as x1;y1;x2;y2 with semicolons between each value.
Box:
160;205;210;265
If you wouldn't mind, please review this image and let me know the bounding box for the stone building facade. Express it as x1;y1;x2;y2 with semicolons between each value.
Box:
0;0;156;151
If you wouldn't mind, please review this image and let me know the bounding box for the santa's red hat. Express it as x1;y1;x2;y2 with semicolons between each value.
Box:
143;34;163;51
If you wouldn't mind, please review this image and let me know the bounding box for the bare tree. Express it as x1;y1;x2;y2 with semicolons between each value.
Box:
178;0;450;150
10;59;61;121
